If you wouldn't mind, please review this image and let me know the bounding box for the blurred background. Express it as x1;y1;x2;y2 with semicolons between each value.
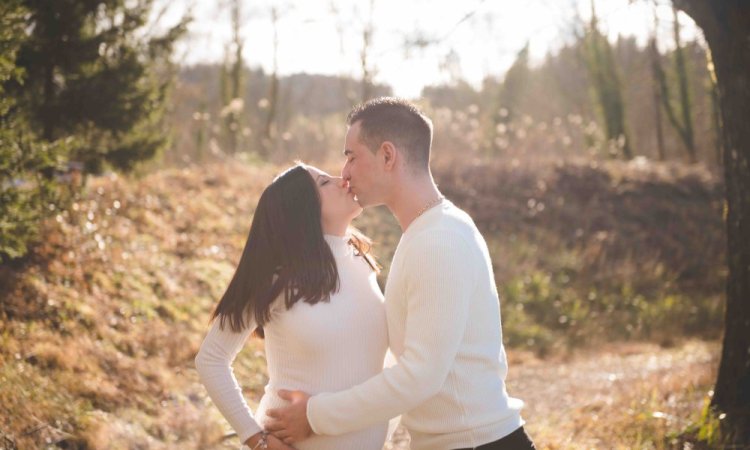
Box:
0;0;730;449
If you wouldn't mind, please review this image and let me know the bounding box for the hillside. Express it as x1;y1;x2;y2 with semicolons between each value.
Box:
0;158;724;449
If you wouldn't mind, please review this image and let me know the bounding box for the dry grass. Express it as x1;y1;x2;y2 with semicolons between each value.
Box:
383;341;719;450
514;340;719;449
0;162;277;449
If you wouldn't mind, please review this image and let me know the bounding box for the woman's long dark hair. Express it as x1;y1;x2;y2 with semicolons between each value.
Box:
209;164;378;337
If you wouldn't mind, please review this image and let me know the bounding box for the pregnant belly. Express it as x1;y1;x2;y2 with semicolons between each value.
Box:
255;389;388;450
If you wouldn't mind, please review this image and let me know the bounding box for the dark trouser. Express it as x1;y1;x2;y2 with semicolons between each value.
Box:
453;426;536;450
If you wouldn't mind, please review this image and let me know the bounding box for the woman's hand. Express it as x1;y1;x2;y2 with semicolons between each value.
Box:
244;431;297;449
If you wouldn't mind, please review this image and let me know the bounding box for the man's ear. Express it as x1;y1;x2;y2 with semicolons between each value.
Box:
380;141;397;171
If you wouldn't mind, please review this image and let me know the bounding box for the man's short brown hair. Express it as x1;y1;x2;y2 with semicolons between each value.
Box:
347;97;433;170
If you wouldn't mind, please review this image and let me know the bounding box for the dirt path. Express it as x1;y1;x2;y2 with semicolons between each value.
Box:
384;340;719;449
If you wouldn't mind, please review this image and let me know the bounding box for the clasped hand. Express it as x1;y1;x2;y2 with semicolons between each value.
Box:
246;432;296;450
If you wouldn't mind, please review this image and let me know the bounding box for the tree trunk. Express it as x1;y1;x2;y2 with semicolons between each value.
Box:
649;37;666;161
360;0;376;103
42;60;55;141
262;6;280;157
671;4;697;163
675;0;750;444
706;46;724;166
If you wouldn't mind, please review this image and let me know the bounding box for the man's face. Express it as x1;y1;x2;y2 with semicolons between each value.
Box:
341;121;384;208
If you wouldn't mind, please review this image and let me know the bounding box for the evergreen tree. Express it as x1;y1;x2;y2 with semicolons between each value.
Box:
489;42;530;154
1;0;187;261
582;0;633;159
1;0;70;262
10;0;188;173
499;42;530;123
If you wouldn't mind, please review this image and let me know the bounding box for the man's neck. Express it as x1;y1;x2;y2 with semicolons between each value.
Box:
386;175;442;232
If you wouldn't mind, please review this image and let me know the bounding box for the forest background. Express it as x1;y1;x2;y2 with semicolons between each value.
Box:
1;0;746;448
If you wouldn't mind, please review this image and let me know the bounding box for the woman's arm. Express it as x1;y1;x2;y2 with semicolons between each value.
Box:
195;316;263;445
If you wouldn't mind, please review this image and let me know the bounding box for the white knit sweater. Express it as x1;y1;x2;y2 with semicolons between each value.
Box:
307;200;525;450
194;234;389;450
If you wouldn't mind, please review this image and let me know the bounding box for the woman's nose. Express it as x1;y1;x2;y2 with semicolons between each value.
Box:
333;176;346;188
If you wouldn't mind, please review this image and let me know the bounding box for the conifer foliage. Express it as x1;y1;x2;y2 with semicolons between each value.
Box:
0;0;188;261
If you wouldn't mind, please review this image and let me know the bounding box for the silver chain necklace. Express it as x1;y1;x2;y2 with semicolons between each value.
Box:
415;195;445;219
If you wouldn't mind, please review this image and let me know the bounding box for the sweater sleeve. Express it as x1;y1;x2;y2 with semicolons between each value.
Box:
307;230;476;435
194;315;263;444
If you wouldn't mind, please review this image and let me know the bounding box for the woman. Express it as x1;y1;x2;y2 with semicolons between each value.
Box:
194;164;389;450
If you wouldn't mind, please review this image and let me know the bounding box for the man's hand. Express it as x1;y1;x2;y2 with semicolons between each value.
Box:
265;390;313;445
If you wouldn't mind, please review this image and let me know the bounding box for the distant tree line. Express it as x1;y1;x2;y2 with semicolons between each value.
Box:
168;2;717;168
168;65;391;165
0;0;722;260
423;2;717;164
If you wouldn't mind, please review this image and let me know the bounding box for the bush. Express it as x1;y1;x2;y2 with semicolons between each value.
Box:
0;127;73;262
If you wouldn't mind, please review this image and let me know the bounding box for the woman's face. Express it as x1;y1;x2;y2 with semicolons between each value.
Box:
306;166;362;231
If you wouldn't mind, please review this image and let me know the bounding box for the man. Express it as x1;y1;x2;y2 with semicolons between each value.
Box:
267;97;535;450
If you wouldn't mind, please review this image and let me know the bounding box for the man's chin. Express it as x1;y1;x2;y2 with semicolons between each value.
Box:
354;196;370;208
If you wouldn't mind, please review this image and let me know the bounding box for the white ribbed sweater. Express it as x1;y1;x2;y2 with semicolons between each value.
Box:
307;200;525;450
194;234;389;450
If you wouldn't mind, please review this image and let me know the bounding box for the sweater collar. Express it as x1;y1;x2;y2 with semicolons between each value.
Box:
403;198;452;236
323;233;352;255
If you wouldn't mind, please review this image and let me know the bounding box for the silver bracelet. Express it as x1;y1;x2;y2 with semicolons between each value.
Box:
252;430;269;449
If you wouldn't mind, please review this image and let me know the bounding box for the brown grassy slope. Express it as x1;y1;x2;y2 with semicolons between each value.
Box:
440;158;725;295
359;157;725;350
1;163;278;449
0;158;724;449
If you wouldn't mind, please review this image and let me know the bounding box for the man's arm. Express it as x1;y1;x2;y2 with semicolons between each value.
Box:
307;231;477;435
